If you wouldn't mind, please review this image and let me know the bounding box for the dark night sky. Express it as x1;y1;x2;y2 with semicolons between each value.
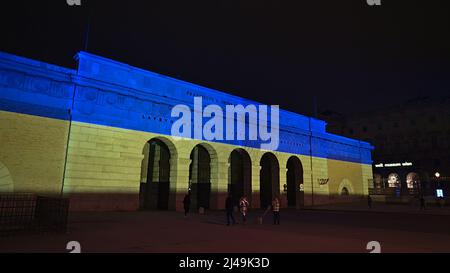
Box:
1;0;449;117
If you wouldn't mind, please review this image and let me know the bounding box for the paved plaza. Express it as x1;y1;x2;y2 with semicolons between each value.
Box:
1;204;450;253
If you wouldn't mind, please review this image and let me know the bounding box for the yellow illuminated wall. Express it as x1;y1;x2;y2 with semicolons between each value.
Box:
0;110;373;211
60;121;372;211
0;110;69;195
0;51;373;212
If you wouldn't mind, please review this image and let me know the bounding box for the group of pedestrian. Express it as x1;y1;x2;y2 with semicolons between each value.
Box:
183;192;282;225
225;194;280;225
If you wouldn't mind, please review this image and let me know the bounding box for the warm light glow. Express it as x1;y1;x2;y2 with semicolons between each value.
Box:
435;172;440;178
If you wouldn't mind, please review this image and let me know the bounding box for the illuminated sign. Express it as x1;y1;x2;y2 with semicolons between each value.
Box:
436;189;444;198
385;163;401;167
374;162;413;168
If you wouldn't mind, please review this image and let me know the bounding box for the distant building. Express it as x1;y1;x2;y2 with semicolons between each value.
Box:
321;96;450;198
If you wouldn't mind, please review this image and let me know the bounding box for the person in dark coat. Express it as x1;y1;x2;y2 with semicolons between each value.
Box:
183;193;191;217
225;194;236;226
368;195;372;209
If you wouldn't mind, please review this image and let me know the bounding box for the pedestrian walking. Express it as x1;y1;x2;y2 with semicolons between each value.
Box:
239;196;250;224
225;194;236;226
183;193;191;217
272;196;280;225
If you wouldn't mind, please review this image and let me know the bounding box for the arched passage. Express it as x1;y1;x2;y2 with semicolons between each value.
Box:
260;152;280;209
406;172;421;195
189;144;212;210
406;172;420;189
338;179;354;196
0;162;13;193
373;173;383;189
341;187;349;195
140;138;173;210
229;148;252;206
286;156;304;208
388;173;401;188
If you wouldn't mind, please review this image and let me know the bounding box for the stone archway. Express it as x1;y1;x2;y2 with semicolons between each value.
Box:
189;144;215;210
406;172;420;189
338;179;354;196
388;173;401;188
286;156;304;208
260;152;280;209
373;173;383;189
406;172;421;195
341;187;349;195
229;148;252;206
140;137;177;210
0;162;13;193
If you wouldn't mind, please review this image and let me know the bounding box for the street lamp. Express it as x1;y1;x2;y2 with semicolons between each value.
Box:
435;172;443;199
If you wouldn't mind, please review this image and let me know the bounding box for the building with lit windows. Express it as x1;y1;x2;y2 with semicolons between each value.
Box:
321;97;450;200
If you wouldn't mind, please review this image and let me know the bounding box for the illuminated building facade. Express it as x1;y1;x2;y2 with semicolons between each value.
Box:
0;51;373;211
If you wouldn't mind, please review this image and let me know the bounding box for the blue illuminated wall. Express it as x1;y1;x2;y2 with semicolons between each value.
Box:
0;51;373;164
